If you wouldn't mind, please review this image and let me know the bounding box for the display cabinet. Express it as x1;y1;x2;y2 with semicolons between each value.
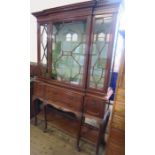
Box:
32;0;121;154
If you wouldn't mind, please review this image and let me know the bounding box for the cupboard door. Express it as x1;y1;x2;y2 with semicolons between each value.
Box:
84;96;106;118
51;20;87;86
88;15;114;91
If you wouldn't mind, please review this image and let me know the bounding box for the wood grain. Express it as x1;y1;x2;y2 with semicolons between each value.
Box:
105;49;125;155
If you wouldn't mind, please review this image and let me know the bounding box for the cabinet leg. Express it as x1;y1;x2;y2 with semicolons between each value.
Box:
96;125;103;155
77;116;84;151
102;134;106;145
44;104;47;132
96;144;99;155
76;122;81;151
33;99;37;126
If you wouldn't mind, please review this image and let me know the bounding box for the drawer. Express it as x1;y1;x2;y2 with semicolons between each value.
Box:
44;85;83;112
84;96;106;118
33;81;44;98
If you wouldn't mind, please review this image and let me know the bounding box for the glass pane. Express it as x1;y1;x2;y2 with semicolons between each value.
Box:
40;24;48;76
89;16;113;89
40;24;48;64
51;20;86;85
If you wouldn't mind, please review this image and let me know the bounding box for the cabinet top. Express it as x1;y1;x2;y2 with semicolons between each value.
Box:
32;0;121;17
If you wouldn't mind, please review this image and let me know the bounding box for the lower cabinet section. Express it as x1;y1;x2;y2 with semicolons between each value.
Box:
33;80;108;119
31;79;110;148
33;81;84;113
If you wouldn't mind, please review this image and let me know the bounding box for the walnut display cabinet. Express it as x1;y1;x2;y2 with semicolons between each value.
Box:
31;0;121;154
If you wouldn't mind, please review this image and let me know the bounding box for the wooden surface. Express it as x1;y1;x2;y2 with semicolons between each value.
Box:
32;0;120;18
31;1;120;154
30;62;41;77
105;49;125;155
32;0;120;95
33;80;84;117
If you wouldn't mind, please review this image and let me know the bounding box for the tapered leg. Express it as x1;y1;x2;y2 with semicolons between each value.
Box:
43;104;47;132
33;99;37;126
77;116;84;151
96;125;103;155
77;121;81;151
102;110;111;146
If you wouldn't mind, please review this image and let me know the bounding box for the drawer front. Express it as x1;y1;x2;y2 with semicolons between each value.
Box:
45;85;83;111
84;96;106;118
33;81;44;98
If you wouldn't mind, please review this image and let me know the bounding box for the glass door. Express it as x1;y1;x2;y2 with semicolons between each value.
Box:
51;20;87;86
88;15;114;91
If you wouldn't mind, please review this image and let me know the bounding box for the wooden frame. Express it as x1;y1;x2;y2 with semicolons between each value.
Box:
32;1;120;96
31;1;121;154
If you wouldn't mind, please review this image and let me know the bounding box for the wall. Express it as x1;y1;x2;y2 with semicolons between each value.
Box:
30;0;90;62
